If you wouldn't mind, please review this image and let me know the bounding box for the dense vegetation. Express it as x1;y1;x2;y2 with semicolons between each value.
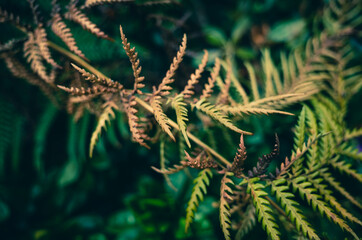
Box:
0;0;361;239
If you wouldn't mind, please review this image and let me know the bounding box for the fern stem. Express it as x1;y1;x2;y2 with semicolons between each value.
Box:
265;195;288;219
47;40;232;167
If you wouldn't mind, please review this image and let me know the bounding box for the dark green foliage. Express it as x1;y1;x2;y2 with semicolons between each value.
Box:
0;0;361;239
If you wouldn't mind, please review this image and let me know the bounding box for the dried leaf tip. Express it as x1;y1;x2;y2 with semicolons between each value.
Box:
119;25;145;95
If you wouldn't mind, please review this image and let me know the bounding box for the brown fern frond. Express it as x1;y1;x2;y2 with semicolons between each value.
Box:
82;0;134;9
122;95;150;148
0;7;29;32
216;60;232;105
181;50;208;98
1;53;58;104
71;63;123;91
34;24;60;68
120;25;145;95
58;85;119;95
274;133;327;178
199;58;220;101
65;4;110;40
23;32;51;83
248;134;279;178
51;13;86;59
184;151;218;169
229;135;247;178
153;34;187;97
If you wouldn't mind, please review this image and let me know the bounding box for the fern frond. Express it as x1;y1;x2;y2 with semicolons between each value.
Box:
344;128;362;141
123;95;149;148
71;63;123;91
23;32;50;83
159;137;176;191
308;174;362;226
235;204;256;240
196;100;252;135
246;178;280;240
120;26;145;94
185;168;213;232
171;94;190;147
244;62;260;100
330;158;362;183
184;151;218;169
89;102;118;157
229;135;247;178
82;0;133;9
222;106;293;116
220;172;234;240
320;171;362;209
151;162;186;174
51;13;86;59
290;176;358;239
151;97;175;141
65;4;110;40
34;24;60;68
153;34;187;97
216;61;232;105
271;179;320;240
198;58;220;101
275;133;327;178
58;85;118;95
181;50;208;98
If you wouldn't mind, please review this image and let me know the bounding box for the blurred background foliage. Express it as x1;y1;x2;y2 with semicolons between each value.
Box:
0;0;361;239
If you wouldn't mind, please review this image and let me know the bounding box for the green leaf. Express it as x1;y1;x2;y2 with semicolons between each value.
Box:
268;18;306;42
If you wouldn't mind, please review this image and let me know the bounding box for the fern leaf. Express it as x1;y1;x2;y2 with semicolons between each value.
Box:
159;137;176;191
244;62;260;100
65;4;110;40
330;158;362;183
320;171;362;209
198;58;220;101
51;13;86;59
235;204;256;240
246;178;280;240
120;26;145;94
220;172;234;240
196;100;252;135
181;50;208;98
308;174;362;226
153;34;186;97
290;176;359;239
185;169;213;232
23;32;50;83
89;102;118;157
122;96;149;148
82;0;133;8
71;63;123;90
222;106;293;116
151;162;186;174
271;179;320;240
172;94;190;148
151;97;175;141
34;24;60;68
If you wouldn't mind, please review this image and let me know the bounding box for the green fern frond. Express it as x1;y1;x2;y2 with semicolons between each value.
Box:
171;94;190;148
196;100;252;135
220;172;234;240
185;168;213;232
245;178;280;240
320;171;362;209
151;97;175;141
159;137;176;191
222;106;293;116
271;179;319;240
89;102;118;157
244;62;260;100
290;176;359;239
308;174;362;226
344;128;362;141
235;204;256;240
330;158;362;183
